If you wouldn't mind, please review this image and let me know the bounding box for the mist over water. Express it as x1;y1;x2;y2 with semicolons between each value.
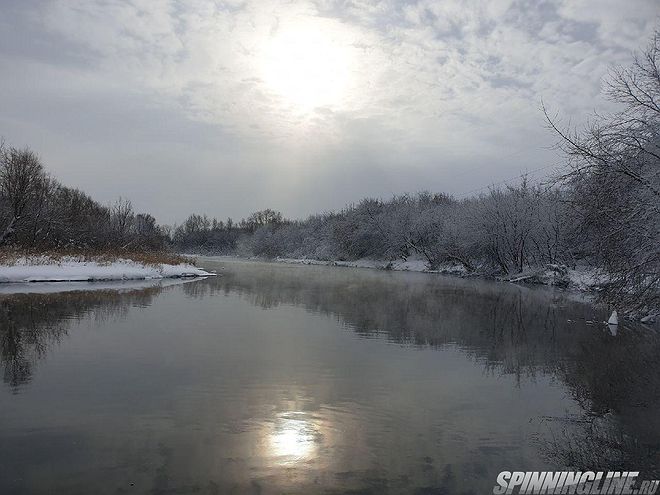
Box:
1;259;658;494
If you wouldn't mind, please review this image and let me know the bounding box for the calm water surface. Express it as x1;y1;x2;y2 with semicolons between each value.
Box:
1;258;659;494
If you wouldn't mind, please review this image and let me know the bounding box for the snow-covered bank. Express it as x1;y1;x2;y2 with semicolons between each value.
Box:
272;257;599;290
0;256;215;283
197;256;658;323
273;257;456;274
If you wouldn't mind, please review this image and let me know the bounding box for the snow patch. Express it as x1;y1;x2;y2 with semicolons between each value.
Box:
274;257;435;273
0;256;215;283
608;310;619;325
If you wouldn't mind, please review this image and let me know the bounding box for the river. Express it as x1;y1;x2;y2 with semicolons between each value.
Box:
1;258;658;494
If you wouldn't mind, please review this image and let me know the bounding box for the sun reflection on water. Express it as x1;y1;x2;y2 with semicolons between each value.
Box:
269;413;318;463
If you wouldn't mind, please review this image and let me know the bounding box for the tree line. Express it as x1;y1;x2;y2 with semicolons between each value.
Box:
0;143;169;252
1;32;658;314
173;33;659;314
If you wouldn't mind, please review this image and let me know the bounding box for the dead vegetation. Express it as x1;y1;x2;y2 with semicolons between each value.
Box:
0;248;192;267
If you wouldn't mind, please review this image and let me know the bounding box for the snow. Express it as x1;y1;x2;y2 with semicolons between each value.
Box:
640;314;657;324
273;257;452;273
0;256;215;284
273;257;606;291
608;310;619;325
567;267;605;291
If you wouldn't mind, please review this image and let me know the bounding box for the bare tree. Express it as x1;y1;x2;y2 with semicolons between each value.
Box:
109;197;135;248
546;31;660;313
0;146;46;246
242;209;284;232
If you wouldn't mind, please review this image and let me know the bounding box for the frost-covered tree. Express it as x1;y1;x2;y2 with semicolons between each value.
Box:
547;31;660;313
473;179;571;275
241;209;284;232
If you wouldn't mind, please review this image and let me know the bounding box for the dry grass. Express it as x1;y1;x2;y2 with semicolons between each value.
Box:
0;248;192;267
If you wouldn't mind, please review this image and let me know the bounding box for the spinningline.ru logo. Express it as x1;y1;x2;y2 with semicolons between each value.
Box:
493;472;659;495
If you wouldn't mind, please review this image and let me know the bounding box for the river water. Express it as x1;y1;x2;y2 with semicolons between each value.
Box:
1;258;658;494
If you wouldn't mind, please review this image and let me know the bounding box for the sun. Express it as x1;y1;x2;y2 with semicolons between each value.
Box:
260;22;353;112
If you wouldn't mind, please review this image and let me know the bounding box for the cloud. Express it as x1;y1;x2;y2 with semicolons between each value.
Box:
0;0;657;221
34;0;644;134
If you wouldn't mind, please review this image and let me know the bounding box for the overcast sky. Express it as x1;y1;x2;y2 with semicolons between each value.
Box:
1;0;658;223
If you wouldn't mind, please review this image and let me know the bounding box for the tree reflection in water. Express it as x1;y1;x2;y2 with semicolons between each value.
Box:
183;261;660;476
0;284;167;391
1;260;658;483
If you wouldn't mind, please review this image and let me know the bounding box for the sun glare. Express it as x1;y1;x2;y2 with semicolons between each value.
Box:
260;23;353;112
269;415;317;462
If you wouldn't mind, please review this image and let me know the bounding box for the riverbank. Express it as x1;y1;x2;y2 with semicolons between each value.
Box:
194;254;601;290
0;252;215;283
271;256;601;290
262;257;656;323
193;255;658;324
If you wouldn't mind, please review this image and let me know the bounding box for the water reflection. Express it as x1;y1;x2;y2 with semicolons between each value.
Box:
0;259;658;493
541;414;659;476
269;412;319;462
185;260;660;476
0;281;172;391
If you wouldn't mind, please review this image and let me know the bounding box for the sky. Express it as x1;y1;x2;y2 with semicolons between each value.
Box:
0;0;658;224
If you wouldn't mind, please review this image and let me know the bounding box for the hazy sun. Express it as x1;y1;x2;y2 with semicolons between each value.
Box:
260;23;353;111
